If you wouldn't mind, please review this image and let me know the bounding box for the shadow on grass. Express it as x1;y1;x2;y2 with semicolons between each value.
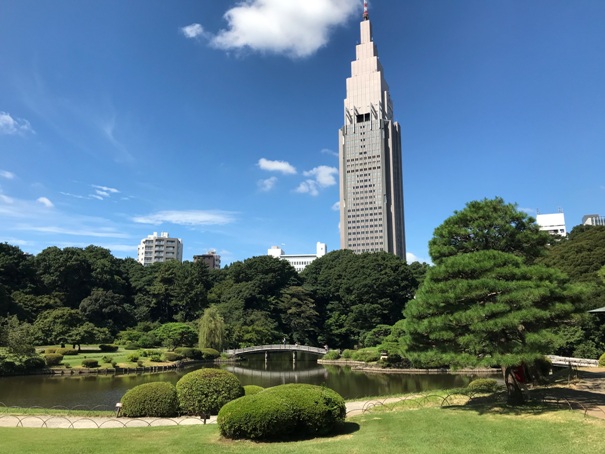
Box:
224;422;361;444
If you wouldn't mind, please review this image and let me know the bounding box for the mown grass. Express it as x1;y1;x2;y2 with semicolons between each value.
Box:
1;404;604;454
38;345;174;369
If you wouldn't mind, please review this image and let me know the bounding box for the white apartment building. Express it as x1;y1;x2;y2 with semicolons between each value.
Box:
137;232;183;266
582;214;605;226
268;242;327;272
536;213;567;236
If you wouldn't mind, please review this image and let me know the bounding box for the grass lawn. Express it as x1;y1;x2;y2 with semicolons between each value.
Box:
39;345;173;369
1;405;603;454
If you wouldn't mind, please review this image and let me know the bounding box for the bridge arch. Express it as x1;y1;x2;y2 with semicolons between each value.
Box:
224;344;328;357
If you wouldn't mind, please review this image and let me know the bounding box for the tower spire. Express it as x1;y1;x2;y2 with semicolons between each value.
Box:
363;2;369;21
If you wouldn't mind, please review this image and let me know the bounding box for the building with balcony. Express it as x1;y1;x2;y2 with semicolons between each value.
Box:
137;232;183;266
268;242;327;272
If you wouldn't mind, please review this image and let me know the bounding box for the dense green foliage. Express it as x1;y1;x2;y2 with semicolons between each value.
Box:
176;369;244;416
467;378;500;393
173;347;202;359
120;382;179;417
428;197;551;265
81;359;99;368
44;353;64;366
403;250;581;368
218;384;346;440
198;306;225;350
599;353;605;367
243;385;264;395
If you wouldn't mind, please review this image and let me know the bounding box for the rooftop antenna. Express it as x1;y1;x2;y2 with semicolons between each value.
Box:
363;1;369;20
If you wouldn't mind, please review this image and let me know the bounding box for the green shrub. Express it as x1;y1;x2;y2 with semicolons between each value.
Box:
174;347;203;360
218;384;346;441
127;353;139;362
121;382;179;417
22;356;46;370
176;369;243;416
163;352;183;362
101;355;113;363
243;385;264;396
81;359;99;368
56;348;78;356
341;349;353;359
136;360;144;367
200;348;220;360
99;344;119;352
124;343;139;350
44;353;64;366
531;357;552;379
351;348;380;362
45;348;57;354
139;350;148;357
322;350;340;360
599;353;605;367
467;378;500;393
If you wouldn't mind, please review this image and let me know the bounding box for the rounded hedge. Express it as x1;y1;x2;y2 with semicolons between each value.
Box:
176;368;243;416
243;385;264;396
599;353;605;367
23;356;46;370
322;350;340;360
200;348;220;360
81;359;99;368
174;347;203;360
44;353;64;366
56;348;78;356
467;378;500;393
164;352;184;362
351;349;380;362
218;384;346;441
99;344;119;352
121;382;179;418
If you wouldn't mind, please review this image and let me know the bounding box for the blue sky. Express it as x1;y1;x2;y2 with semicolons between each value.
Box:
1;0;604;266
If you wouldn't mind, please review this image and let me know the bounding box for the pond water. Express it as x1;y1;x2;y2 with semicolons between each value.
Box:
0;353;497;409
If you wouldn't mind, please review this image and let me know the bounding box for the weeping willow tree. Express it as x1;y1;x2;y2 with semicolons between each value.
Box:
402;250;583;403
198;306;225;351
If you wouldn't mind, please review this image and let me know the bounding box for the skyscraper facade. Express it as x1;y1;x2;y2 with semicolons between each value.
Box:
339;5;406;259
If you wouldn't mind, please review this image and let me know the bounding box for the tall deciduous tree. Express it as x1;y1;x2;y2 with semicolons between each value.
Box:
198;306;225;351
429;197;551;265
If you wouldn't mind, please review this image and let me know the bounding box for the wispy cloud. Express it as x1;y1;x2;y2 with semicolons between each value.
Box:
207;0;359;58
25;226;130;239
132;210;237;226
0;170;16;180
321;148;338;157
90;184;120;200
258;176;278;192
258;158;297;175
36;197;54;208
0;111;34;135
331;201;340;211
406;252;432;265
0;194;14;204
181;23;208;39
296;165;338;196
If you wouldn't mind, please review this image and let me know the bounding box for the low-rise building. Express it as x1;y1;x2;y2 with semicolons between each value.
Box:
536;212;567;236
193;250;221;270
582;214;605;226
268;242;327;272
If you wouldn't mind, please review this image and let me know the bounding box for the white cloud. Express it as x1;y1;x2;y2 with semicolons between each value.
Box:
519;207;536;215
92;184;119;194
0;170;15;180
132;210;237;226
303;165;338;187
258;176;278;192
26;226;130;238
36;197;54;208
258;158;297;174
331;201;340;211
0;111;34;135
295;180;319;196
209;0;359;58
321;148;338;157
406;252;432;265
60;192;86;199
181;23;207;39
0;194;14;204
90;194;104;200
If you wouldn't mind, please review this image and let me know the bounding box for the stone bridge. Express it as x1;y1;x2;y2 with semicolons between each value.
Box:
224;344;327;357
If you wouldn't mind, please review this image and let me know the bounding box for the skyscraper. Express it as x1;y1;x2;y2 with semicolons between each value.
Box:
339;3;406;259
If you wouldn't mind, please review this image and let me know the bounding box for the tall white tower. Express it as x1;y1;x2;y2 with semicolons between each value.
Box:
339;3;406;258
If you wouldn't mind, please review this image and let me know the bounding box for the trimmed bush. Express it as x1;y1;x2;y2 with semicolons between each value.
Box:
218;384;346;441
351;348;380;362
44;353;64;366
600;353;605;367
200;348;220;360
163;352;183;362
532;356;552;379
243;385;264;396
81;359;99;368
176;369;243;416
174;347;203;360
23;356;46;370
45;348;57;354
101;355;113;363
56;348;78;356
322;350;340;360
341;349;353;359
99;344;119;352
127;353;139;362
121;382;179;417
467;378;500;393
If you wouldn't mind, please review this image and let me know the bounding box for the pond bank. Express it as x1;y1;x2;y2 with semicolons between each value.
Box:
318;359;500;375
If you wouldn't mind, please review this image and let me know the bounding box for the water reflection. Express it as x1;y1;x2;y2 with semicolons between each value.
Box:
0;352;498;408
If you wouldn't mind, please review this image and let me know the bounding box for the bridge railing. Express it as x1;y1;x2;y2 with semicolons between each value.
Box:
547;355;599;368
224;344;327;356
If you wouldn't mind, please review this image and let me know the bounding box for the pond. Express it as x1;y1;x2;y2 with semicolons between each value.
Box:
0;352;498;409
